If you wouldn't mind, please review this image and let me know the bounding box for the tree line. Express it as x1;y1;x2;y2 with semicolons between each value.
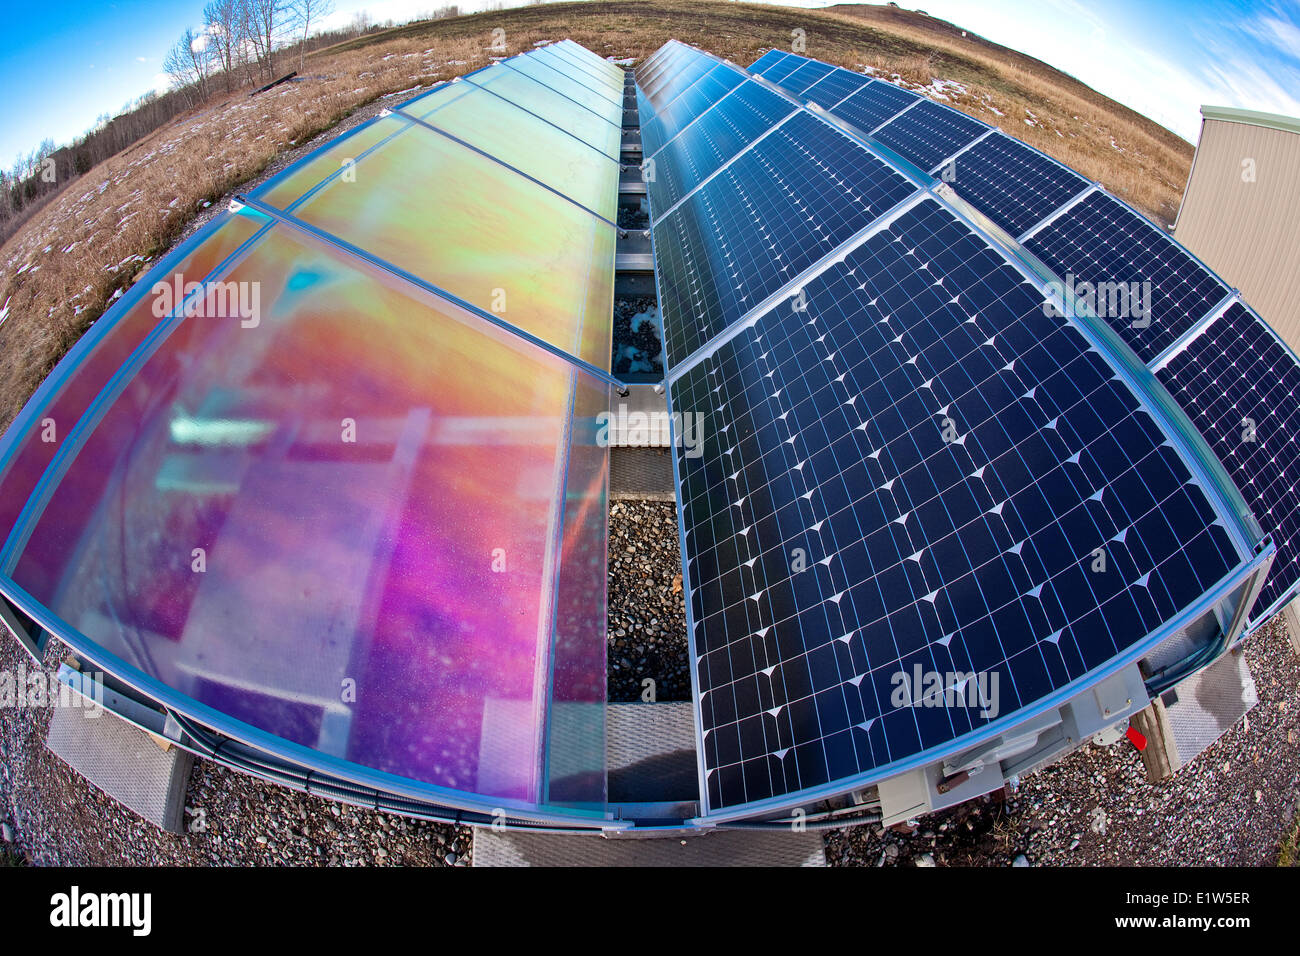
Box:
1;2;464;247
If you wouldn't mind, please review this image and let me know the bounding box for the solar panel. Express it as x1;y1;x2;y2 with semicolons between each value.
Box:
642;65;747;158
531;46;623;104
1023;191;1229;365
757;51;807;83
803;69;871;110
749;49;793;76
827;81;921;136
670;198;1245;811
0;42;618;824
653;110;917;366
470;65;623;159
647;82;797;211
1158;302;1300;625
940;131;1089;239
501;53;620;119
774;60;835;97
872;98;991;173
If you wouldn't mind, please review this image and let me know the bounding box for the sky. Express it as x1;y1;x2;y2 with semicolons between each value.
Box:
1;0;1298;167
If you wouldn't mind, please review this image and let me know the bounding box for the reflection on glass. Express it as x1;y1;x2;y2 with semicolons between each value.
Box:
9;224;608;813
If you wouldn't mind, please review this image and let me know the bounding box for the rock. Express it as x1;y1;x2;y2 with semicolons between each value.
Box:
915;853;935;867
0;823;12;843
444;851;458;866
1012;854;1029;867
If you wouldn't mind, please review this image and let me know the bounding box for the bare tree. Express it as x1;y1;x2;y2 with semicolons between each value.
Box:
289;0;334;74
240;0;288;80
204;0;243;92
164;28;212;103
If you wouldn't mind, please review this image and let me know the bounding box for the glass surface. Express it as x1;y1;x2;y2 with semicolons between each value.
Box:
532;46;623;102
545;372;610;810
403;84;619;221
502;54;620;118
551;41;625;92
259;115;616;369
7;221;608;814
472;65;622;159
0;212;265;550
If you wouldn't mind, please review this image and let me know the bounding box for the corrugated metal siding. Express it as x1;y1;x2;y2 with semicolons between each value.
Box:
1174;119;1300;344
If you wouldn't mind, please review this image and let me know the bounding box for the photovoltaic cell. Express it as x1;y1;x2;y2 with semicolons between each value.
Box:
643;67;749;158
943;132;1089;239
827;81;921;136
749;49;793;76
873;98;991;173
654;110;916;366
647;81;797;212
671;198;1242;811
1023;191;1229;365
775;60;835;97
803;69;871;109
0;42;617;822
757;51;806;84
1158;303;1300;623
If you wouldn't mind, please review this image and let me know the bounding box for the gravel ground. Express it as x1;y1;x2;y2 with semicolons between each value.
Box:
826;617;1300;866
607;500;690;702
2;501;1297;866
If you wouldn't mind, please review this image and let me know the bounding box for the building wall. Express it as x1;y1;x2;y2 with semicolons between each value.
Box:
1175;117;1300;345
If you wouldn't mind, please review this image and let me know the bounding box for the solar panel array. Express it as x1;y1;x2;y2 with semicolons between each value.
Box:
673;199;1242;809
1157;303;1300;624
637;41;1277;816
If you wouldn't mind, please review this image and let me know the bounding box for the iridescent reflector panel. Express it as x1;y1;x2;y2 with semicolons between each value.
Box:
0;43;617;822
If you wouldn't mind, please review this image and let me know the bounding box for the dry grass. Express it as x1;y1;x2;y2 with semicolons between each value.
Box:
0;0;1196;432
1280;808;1300;866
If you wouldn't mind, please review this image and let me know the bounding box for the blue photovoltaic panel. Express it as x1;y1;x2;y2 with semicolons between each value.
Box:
944;132;1089;239
655;110;916;366
1158;303;1300;623
647;81;797;212
640;50;711;113
749;49;793;76
873;98;991;173
803;69;871;109
758;52;806;83
671;198;1243;811
828;81;921;135
1023;191;1229;365
643;66;746;158
775;60;836;97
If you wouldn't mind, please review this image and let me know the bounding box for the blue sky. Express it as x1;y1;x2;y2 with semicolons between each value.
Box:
2;0;1299;167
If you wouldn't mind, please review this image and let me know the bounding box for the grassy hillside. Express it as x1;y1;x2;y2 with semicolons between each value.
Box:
0;0;1194;430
